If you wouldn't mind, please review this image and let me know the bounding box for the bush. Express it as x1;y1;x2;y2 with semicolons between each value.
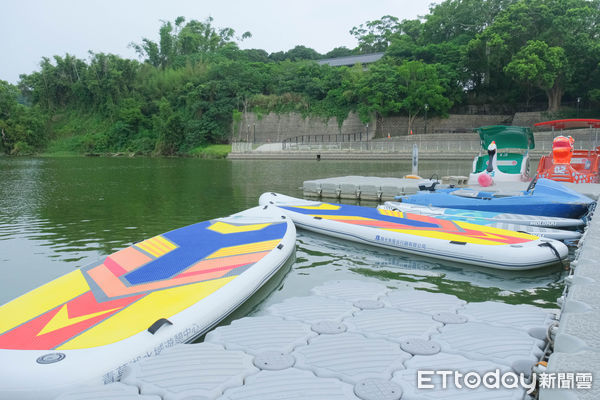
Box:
128;136;156;154
11;141;35;155
189;144;231;158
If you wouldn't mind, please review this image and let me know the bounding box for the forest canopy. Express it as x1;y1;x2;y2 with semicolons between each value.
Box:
1;0;599;155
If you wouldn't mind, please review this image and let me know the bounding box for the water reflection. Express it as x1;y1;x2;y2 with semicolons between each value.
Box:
285;231;566;308
0;157;564;310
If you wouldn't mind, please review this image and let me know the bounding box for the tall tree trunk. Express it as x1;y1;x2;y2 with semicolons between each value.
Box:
407;113;418;135
546;82;563;113
376;112;384;138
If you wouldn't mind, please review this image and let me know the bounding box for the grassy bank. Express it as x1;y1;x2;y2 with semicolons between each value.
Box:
37;111;232;158
41;141;232;158
188;144;231;159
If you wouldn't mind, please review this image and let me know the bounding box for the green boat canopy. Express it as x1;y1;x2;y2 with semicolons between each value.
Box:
474;125;535;150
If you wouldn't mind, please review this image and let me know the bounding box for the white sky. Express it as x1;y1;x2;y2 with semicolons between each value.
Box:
0;0;432;84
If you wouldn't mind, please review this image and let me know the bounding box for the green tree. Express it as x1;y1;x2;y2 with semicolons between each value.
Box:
504;40;570;112
395;61;452;134
0;80;46;154
324;47;355;58
241;49;270;63
131;17;250;68
153;98;184;155
422;0;516;45
358;61;451;135
269;46;322;62
350;15;400;53
466;0;600;109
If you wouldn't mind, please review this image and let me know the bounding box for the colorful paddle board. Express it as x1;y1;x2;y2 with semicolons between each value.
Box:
380;203;582;241
397;178;594;219
259;193;568;270
383;201;584;228
0;206;295;400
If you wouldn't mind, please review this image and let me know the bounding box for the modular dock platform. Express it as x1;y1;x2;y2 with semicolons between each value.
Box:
60;280;563;400
56;181;600;400
540;204;600;400
302;176;600;202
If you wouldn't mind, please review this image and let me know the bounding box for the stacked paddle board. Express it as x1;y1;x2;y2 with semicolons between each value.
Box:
0;206;295;400
396;178;594;219
381;202;582;241
259;193;568;270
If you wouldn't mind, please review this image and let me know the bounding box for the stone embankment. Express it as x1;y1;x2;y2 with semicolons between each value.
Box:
229;129;599;160
231;111;547;143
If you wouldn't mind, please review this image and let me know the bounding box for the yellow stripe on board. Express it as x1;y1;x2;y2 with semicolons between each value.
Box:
136;242;161;257
136;236;176;257
454;220;538;240
383;220;537;245
59;276;235;349
378;209;404;218
38;305;121;336
145;238;168;253
289;203;340;210
154;236;177;250
0;270;90;335
208;221;271;234
206;239;281;259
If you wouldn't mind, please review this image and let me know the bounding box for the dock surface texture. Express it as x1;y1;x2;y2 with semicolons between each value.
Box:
302;176;600;201
58;280;560;400
539;203;600;400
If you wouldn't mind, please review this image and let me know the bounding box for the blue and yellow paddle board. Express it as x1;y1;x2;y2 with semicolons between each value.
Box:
0;206;295;400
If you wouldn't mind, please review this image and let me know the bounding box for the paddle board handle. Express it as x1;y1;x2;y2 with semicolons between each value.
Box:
538;241;565;269
148;318;173;334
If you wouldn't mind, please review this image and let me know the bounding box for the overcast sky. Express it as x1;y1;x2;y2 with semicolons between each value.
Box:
0;0;432;84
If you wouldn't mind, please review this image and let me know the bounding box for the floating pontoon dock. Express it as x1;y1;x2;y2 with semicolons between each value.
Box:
55;184;600;400
59;280;565;399
302;176;600;202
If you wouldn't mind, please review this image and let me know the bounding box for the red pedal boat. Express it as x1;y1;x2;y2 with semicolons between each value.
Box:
535;119;600;183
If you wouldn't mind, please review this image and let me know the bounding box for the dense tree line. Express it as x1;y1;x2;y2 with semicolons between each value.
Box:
1;0;599;155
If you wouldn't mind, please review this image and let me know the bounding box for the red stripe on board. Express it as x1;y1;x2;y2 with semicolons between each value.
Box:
0;291;144;350
176;262;253;279
104;257;128;277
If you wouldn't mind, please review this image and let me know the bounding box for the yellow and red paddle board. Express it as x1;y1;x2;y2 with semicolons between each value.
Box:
259;193;567;270
0;206;295;400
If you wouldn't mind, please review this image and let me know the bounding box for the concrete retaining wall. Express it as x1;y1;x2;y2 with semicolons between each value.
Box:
233;112;373;143
231;111;600;153
374;114;513;138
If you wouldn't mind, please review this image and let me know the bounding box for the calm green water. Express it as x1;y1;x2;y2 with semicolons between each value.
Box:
0;157;566;310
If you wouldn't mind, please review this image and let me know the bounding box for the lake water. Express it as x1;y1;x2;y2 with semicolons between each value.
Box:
0;157;566;311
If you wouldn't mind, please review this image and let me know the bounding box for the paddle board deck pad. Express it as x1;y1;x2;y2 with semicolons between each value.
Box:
259;193;568;270
380;203;582;241
383;202;584;228
0;206;295;400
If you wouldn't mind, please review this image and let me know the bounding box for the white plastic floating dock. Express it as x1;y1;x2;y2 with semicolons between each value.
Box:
58;280;558;400
539;204;600;400
302;176;600;201
303;176;427;201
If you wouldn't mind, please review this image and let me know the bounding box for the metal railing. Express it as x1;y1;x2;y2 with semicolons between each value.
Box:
282;139;480;153
282;132;369;146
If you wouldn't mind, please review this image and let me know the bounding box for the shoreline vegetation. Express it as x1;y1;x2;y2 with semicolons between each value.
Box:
37;144;232;159
2;0;600;157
